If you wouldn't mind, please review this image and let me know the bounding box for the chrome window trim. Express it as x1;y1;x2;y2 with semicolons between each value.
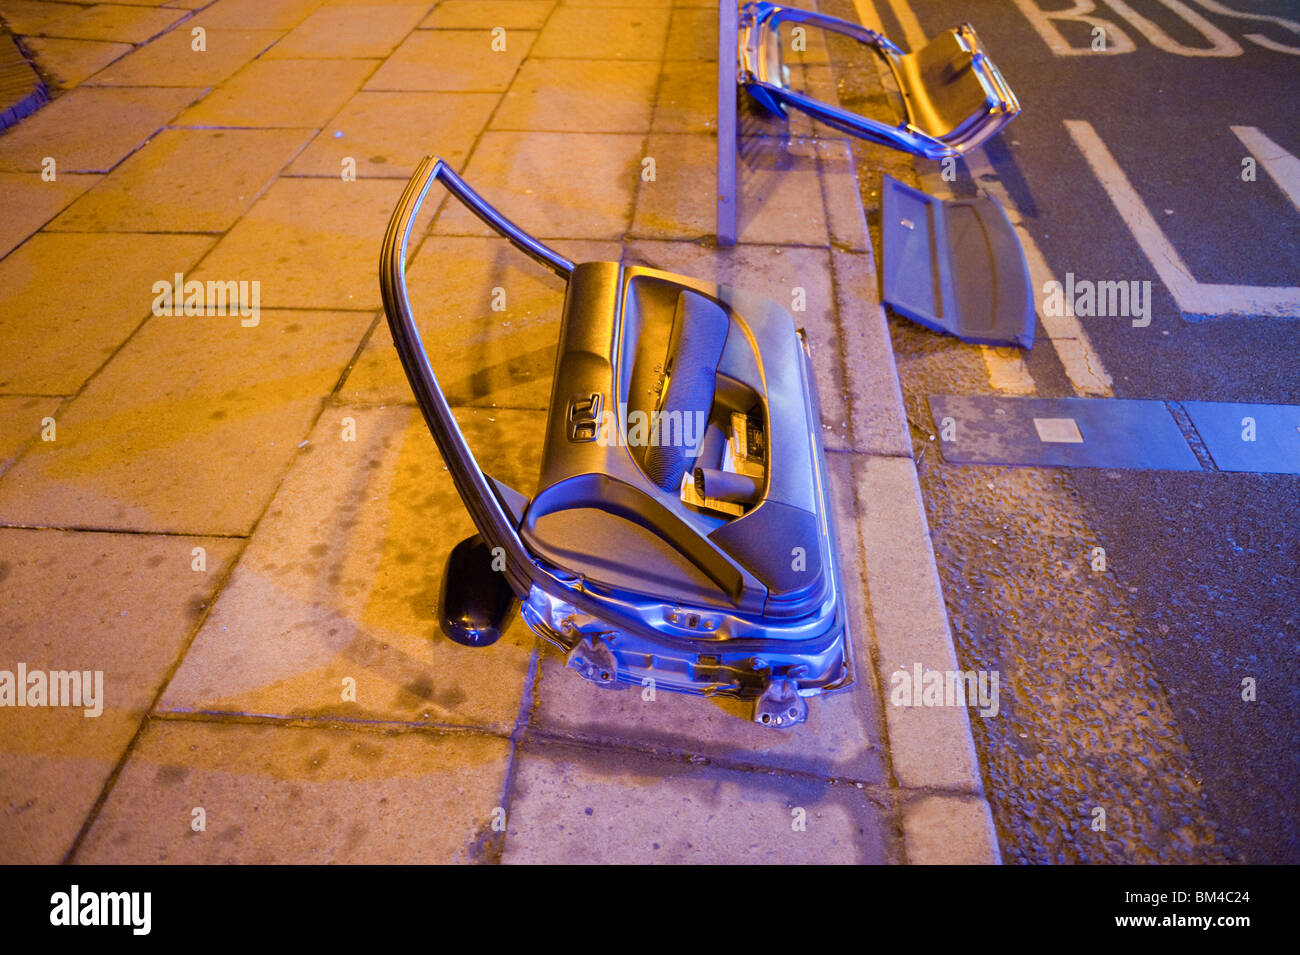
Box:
738;1;1020;159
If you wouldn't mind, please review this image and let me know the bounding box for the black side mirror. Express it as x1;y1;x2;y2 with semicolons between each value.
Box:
438;535;519;647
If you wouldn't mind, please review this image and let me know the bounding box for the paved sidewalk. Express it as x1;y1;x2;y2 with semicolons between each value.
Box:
0;0;996;863
0;26;46;131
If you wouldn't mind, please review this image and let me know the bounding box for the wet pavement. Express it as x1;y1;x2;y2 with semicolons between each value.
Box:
0;0;1001;863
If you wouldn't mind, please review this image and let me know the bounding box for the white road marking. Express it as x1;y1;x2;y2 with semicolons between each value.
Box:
1101;0;1241;56
1192;0;1300;56
1011;0;1300;56
1231;125;1300;213
1010;0;1136;56
962;151;1114;395
980;345;1039;395
851;0;902;49
1066;119;1300;319
883;0;928;51
1011;0;1244;57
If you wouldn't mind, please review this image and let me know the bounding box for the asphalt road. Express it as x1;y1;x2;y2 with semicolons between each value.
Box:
820;0;1298;862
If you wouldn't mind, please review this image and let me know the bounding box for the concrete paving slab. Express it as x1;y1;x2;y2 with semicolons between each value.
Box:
817;139;869;252
22;36;131;86
265;3;427;59
341;235;620;408
791;260;854;453
421;0;554;31
0;1;63;34
7;3;187;44
86;27;283;87
736;135;830;246
0;0;997;866
157;405;546;730
651;58;713;133
529;649;885;782
46;127;311;233
902;793;1000;864
0;31;44;140
831;250;912;457
434;130;641;240
629;131;712;240
178;56;374;127
364;28;534;92
622;240;833;323
665;5;714;61
188;176;428;311
76;720;513;862
767;67;844;146
530;449;886;783
77;0;191;7
0;232;213;395
285;90;497;179
532;4;668;60
0;396;62;470
191;0;326;31
0;170;100;259
632;132;829;246
0;527;240;862
846;452;985;794
0;308;372;535
0;707;122;863
0;85;202;173
502;735;894;863
0;29;43;130
491;58;658;133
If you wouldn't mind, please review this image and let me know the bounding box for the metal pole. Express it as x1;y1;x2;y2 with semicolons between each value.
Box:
717;1;738;246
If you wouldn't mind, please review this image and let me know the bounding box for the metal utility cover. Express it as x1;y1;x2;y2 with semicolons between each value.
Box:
928;395;1202;470
881;175;1035;349
1182;401;1300;475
